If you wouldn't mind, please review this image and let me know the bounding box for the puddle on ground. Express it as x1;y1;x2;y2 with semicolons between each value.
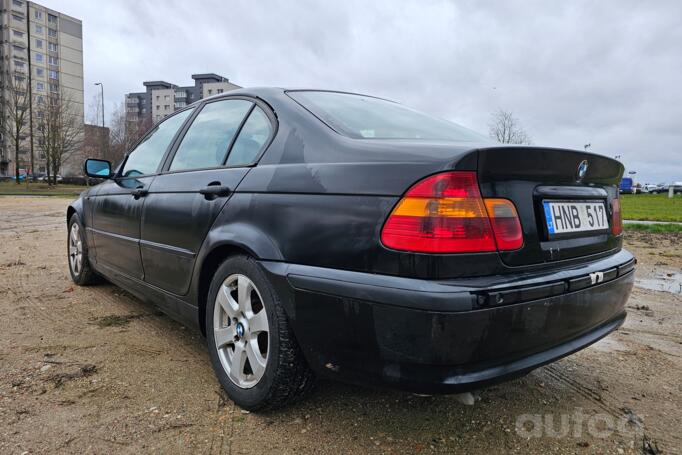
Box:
636;270;682;294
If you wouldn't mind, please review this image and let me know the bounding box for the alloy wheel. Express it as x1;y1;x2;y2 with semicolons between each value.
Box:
68;223;83;276
213;274;270;388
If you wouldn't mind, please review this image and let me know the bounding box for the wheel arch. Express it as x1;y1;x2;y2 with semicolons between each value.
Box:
67;205;77;225
195;225;284;336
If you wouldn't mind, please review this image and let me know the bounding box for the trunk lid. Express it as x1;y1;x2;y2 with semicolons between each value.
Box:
476;146;624;267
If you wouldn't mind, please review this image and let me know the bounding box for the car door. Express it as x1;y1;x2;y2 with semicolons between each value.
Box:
89;108;195;279
139;98;275;295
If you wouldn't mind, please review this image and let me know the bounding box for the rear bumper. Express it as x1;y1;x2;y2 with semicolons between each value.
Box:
261;250;635;393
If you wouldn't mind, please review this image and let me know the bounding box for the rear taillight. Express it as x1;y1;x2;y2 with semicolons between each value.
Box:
380;171;523;253
484;199;524;250
611;197;622;235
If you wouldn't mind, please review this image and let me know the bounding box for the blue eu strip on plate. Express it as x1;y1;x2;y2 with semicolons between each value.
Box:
543;201;555;234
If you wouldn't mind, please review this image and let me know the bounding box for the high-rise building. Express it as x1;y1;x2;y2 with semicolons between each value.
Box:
0;0;84;177
125;73;240;127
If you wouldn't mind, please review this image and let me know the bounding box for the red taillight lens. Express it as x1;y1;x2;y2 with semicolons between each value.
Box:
611;198;622;235
381;171;522;254
484;199;524;250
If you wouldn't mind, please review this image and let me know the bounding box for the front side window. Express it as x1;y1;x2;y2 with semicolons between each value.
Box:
169;100;251;172
121;108;194;177
226;107;272;166
288;91;489;142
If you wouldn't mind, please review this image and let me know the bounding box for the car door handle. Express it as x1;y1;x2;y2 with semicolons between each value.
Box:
199;185;231;200
131;188;148;199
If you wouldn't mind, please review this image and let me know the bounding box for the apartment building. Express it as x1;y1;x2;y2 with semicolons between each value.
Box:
125;73;240;126
0;0;84;177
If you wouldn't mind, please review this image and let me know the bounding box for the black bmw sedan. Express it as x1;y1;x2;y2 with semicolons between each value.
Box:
68;88;634;410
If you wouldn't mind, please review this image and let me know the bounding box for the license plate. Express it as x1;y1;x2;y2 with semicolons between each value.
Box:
543;200;608;236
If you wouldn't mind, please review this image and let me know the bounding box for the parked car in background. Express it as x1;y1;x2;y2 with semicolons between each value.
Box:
39;174;63;183
66;88;635;410
651;182;682;194
642;183;661;193
619;177;637;194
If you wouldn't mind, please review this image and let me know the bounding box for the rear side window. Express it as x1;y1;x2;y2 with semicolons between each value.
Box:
288;90;489;142
121;108;194;177
169;100;252;172
226;107;272;166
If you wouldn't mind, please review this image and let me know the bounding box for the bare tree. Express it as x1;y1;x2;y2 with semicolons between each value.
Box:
36;90;83;185
488;109;532;145
0;75;31;183
107;102;150;165
86;93;103;126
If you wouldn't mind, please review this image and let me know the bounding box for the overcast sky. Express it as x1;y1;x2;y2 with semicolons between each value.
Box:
50;0;682;183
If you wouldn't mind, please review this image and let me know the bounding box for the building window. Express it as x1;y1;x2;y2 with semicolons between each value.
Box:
48;28;57;37
35;53;44;63
156;105;160;110
34;10;43;20
12;13;23;22
208;89;213;95
35;39;43;49
141;108;146;113
156;96;160;101
14;60;25;69
48;42;58;52
13;30;25;38
48;70;58;79
35;24;43;34
48;13;58;24
36;68;44;77
37;95;45;104
48;56;58;65
217;89;224;94
36;82;45;92
13;0;23;6
49;83;58;92
164;105;170;110
164;95;170;101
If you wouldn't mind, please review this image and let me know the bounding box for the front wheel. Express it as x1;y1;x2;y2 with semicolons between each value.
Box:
206;255;314;411
67;214;98;285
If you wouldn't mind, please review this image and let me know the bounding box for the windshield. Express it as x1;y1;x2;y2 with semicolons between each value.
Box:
288;90;489;142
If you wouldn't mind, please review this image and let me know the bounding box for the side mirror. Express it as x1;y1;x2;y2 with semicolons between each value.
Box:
84;158;112;179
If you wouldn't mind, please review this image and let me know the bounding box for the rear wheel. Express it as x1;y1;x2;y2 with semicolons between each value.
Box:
206;255;314;411
67;213;98;285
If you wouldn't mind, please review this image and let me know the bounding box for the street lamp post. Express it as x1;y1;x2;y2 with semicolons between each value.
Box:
94;82;104;127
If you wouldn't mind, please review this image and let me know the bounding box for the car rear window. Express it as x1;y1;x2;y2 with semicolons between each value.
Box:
288;90;489;142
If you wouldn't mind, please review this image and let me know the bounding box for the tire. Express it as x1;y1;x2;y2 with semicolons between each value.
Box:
67;213;98;285
206;255;314;411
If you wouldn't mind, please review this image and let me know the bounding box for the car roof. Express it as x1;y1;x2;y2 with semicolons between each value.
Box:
196;87;394;105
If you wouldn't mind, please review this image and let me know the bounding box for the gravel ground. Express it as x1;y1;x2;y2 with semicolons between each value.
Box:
0;196;680;454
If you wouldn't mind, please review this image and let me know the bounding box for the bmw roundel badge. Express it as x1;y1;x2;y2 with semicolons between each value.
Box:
577;160;588;181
